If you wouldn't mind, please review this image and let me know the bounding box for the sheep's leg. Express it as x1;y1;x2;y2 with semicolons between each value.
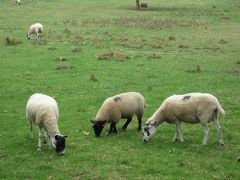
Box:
201;122;209;145
172;132;177;142
113;123;117;133
122;118;132;131
213;119;224;147
48;135;52;149
108;123;115;134
43;130;47;144
177;122;184;142
37;127;43;151
172;120;184;143
137;117;142;131
29;121;33;140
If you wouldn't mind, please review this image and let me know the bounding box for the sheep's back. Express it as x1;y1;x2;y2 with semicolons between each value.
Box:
162;93;219;122
26;94;59;124
114;92;145;117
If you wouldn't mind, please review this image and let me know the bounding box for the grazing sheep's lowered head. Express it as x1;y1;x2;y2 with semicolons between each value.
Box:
53;134;68;156
143;122;157;142
90;120;106;137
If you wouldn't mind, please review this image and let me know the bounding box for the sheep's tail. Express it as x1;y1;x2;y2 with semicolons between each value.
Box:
217;103;225;118
144;102;147;109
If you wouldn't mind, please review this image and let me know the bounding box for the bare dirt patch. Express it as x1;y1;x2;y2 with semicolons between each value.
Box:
55;64;73;70
236;60;240;65
97;51;129;61
219;39;227;44
147;53;162;59
71;47;82;53
47;46;57;50
178;44;189;49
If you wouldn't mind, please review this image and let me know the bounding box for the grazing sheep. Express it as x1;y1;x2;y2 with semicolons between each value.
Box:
26;93;67;155
91;92;146;137
27;23;43;40
14;0;20;5
143;93;225;146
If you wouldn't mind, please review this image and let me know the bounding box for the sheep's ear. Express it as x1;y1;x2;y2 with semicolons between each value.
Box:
64;135;68;138
55;134;59;139
153;121;158;125
90;120;95;124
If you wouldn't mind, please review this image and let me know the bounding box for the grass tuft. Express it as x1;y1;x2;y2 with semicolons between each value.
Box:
90;74;98;82
55;64;73;70
5;37;22;45
97;50;129;61
186;65;201;73
55;56;69;62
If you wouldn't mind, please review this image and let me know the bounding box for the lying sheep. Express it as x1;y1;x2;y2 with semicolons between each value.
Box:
26;93;67;155
91;92;146;137
27;23;43;40
143;93;225;146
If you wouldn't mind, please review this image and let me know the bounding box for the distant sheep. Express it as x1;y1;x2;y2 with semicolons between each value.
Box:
14;0;20;5
143;93;225;146
26;93;67;155
91;92;146;137
27;23;43;40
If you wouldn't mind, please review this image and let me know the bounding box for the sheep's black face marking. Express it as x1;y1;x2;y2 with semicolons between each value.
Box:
182;95;191;101
27;33;31;40
113;97;121;102
55;135;67;156
92;121;105;137
144;126;150;136
143;123;157;142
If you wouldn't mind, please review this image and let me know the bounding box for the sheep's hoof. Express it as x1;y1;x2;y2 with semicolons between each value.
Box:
238;159;240;163
43;139;47;144
220;143;224;148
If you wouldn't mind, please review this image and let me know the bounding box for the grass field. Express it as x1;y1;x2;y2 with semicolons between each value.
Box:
0;0;240;179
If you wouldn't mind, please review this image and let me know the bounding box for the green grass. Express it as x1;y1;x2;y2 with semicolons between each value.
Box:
0;0;240;179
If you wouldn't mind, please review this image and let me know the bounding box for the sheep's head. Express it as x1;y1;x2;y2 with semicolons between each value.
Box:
143;122;157;142
90;120;106;137
52;134;67;156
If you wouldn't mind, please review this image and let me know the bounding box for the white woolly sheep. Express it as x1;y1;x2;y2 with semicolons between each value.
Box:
91;92;146;137
14;0;20;5
26;93;67;155
27;23;43;40
143;93;225;146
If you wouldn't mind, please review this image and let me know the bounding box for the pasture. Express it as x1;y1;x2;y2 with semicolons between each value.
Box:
0;0;240;179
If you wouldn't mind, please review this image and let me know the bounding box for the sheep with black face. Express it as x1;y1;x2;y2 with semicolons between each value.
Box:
91;92;146;137
143;93;225;146
27;23;43;40
26;93;67;155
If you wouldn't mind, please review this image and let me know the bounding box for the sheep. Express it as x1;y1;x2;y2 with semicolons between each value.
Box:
143;93;225;146
91;92;146;137
27;23;43;40
26;93;67;155
14;0;20;5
